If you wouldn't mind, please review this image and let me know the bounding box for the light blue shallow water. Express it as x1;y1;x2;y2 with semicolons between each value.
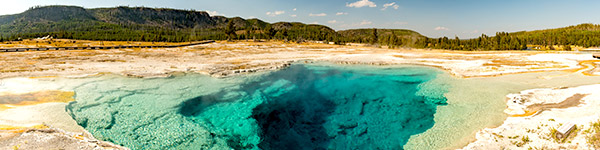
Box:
66;64;449;149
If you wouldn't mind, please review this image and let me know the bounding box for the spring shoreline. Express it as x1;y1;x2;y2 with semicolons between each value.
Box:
1;40;600;149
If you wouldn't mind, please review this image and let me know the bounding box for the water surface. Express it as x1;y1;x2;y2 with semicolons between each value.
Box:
66;64;449;149
6;62;599;149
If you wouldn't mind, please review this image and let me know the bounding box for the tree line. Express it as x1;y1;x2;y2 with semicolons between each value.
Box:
419;24;600;50
4;6;600;50
1;20;341;43
4;24;600;51
2;5;600;50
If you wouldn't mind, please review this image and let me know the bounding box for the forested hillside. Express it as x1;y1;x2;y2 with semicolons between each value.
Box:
338;29;427;47
0;5;339;42
1;5;599;50
421;24;600;50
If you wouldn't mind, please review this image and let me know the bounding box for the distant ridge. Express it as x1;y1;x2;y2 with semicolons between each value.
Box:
0;5;599;50
0;5;339;42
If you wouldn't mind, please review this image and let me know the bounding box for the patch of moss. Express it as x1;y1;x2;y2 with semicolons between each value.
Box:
512;135;531;147
587;120;600;149
548;127;559;142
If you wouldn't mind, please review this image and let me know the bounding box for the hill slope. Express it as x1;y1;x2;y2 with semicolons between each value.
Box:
1;5;599;50
422;24;600;50
339;29;427;47
512;24;600;48
0;5;340;42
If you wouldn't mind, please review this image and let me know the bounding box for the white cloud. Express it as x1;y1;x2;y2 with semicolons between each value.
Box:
360;20;372;25
336;12;348;15
310;22;319;24
346;0;377;8
293;8;297;11
266;11;285;17
309;13;327;17
471;30;479;33
434;26;450;31
382;3;394;9
206;10;224;16
328;20;338;24
381;2;399;10
290;14;297;17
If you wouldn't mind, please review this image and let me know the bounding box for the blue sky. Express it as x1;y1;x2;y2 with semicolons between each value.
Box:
2;0;600;38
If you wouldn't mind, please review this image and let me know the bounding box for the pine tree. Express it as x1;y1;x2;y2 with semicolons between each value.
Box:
281;29;288;41
140;34;146;41
264;26;275;39
225;20;236;41
371;28;378;44
564;45;571;51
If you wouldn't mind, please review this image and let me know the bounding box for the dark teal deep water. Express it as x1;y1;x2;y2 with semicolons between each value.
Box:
66;64;449;149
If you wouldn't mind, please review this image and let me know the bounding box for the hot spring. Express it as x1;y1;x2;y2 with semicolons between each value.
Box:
65;63;452;149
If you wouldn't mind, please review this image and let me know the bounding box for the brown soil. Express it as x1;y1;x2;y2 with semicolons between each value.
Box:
526;93;589;116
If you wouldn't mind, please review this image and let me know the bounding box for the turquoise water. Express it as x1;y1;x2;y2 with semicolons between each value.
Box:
66;64;449;149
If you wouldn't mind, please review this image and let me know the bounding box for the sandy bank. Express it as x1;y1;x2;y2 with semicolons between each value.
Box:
0;78;128;149
2;40;600;149
462;84;600;149
0;41;599;79
0;102;128;150
0;127;127;150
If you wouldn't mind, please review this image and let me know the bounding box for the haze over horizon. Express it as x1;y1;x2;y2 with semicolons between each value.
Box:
2;0;599;39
